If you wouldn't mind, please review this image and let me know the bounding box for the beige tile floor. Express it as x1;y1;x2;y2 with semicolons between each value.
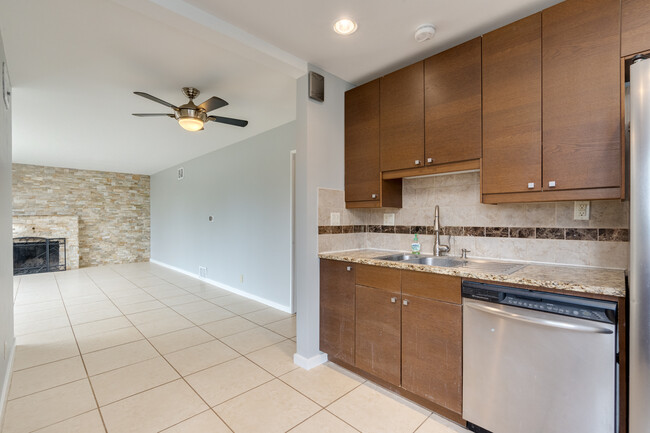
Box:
2;262;469;433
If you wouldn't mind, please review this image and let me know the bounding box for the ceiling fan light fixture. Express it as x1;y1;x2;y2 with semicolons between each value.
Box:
333;18;357;35
178;116;204;131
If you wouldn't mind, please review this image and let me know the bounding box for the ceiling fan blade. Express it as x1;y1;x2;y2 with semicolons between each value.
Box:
134;92;178;110
132;113;175;117
208;116;248;127
198;96;228;113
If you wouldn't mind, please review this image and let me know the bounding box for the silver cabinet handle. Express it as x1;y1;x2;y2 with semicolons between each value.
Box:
414;160;421;165
548;181;556;188
464;301;613;334
390;297;397;303
427;157;433;163
371;194;378;199
346;266;352;272
403;299;409;306
527;182;535;189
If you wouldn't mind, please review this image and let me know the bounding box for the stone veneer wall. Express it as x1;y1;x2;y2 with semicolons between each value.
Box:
13;216;80;269
12;164;150;267
318;171;629;269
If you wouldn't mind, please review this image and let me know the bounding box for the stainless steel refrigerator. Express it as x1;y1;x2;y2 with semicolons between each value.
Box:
629;56;650;433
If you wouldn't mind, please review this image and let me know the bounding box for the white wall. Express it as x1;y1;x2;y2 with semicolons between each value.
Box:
294;66;352;367
0;30;14;421
150;121;296;311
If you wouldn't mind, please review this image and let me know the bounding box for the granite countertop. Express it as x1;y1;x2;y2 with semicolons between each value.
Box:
318;249;626;298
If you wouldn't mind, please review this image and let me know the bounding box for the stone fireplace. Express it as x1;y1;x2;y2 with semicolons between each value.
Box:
13;237;67;275
12;215;79;269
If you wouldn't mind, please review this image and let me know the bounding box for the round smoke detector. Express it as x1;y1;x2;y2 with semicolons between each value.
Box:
415;24;436;42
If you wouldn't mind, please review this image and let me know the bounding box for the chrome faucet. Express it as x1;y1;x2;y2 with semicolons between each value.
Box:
433;205;450;256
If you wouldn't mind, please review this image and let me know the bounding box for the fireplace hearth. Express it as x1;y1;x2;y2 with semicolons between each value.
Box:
13;237;67;275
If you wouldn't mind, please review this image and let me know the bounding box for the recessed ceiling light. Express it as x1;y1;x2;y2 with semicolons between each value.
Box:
333;18;358;35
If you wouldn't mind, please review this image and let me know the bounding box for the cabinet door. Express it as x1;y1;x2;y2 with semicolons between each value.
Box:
320;260;355;365
425;38;482;165
355;285;401;386
482;14;542;194
380;62;424;172
402;295;462;414
622;0;650;57
542;0;621;191
345;80;380;203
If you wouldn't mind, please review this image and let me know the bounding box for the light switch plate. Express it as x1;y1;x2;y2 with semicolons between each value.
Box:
330;212;341;226
384;213;395;226
574;201;590;220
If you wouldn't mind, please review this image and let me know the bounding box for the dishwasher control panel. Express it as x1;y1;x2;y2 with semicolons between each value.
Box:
501;295;613;323
462;281;617;324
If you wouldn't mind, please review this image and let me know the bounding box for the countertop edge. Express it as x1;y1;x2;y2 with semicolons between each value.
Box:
318;251;626;298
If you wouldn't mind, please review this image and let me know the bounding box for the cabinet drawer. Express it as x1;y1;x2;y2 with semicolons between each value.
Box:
402;271;461;304
356;264;401;291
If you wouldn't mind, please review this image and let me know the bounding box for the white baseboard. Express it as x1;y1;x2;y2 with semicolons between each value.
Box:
0;339;16;429
149;259;291;313
293;352;327;370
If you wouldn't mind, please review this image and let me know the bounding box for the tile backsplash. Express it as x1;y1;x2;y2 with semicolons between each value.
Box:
318;172;629;269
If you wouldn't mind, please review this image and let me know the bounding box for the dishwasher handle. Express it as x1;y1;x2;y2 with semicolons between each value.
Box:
465;301;614;335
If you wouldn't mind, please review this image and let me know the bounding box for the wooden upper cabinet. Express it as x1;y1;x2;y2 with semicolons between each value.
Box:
425;38;482;166
542;0;621;191
482;14;542;195
355;284;401;386
345;80;380;203
380;62;424;172
622;0;650;57
402;295;462;414
319;260;355;365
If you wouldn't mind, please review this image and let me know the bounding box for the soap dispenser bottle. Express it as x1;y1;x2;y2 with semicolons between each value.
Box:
411;233;421;255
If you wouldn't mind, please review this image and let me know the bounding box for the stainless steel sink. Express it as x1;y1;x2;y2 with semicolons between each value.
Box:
373;253;526;274
374;253;426;262
405;256;467;268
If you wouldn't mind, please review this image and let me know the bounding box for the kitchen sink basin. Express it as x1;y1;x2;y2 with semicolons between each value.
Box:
373;253;526;275
374;253;426;262
405;257;467;267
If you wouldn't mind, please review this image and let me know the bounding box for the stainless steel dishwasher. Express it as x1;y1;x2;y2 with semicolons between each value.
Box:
462;281;618;433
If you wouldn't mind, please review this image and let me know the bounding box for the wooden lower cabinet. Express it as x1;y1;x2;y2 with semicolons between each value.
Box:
402;295;462;414
319;260;356;365
355;285;402;386
320;260;463;420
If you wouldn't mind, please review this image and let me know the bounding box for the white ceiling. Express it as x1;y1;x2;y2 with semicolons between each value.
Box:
185;0;563;84
0;0;563;175
0;0;301;175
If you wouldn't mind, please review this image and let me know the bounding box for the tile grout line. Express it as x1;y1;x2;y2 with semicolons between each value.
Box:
283;408;362;433
51;271;110;433
90;266;241;432
12;264;299;433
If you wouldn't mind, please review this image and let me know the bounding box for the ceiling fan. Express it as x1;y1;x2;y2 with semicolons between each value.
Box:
132;87;249;132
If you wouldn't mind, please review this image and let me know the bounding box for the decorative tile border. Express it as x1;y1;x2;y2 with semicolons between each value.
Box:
317;225;629;242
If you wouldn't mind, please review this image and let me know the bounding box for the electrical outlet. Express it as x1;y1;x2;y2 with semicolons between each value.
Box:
574;201;590;220
240;274;244;284
330;212;340;226
177;167;184;180
384;213;395;226
199;266;207;278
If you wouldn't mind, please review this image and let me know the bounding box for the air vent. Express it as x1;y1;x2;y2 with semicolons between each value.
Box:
177;167;184;180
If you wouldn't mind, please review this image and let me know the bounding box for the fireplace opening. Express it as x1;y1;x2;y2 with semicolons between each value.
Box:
13;237;67;275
